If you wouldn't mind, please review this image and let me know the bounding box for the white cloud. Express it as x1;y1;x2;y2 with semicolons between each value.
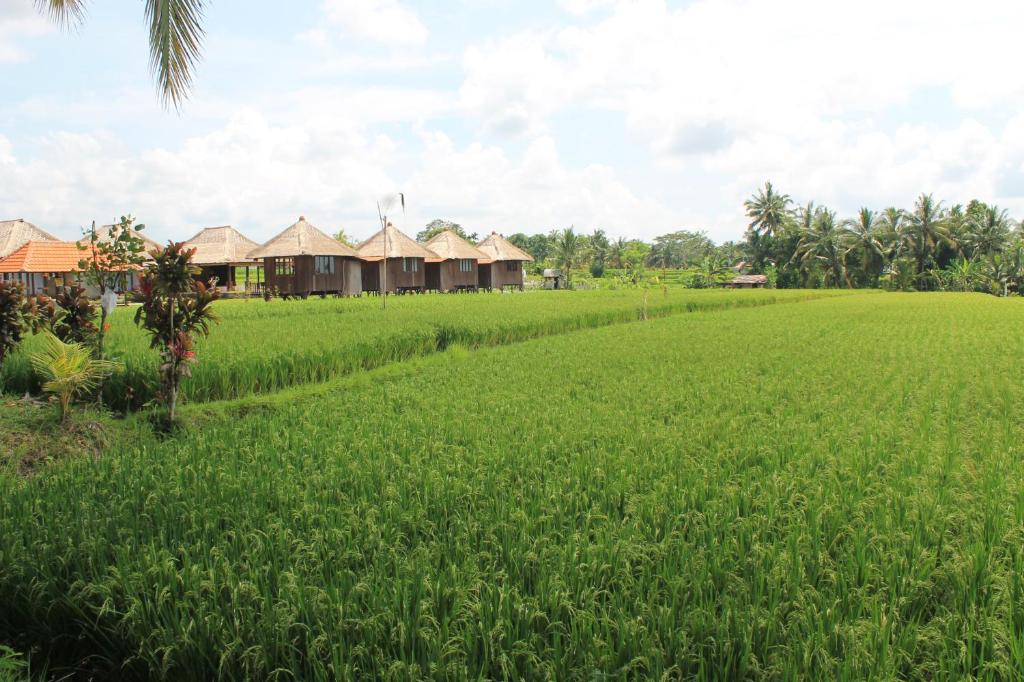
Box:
319;0;428;47
0;0;51;63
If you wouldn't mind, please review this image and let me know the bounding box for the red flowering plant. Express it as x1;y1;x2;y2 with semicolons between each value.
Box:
133;242;219;424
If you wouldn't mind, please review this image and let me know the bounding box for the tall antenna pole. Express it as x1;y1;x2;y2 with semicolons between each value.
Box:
376;193;405;312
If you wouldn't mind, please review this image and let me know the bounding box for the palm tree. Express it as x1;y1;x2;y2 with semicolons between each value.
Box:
744;181;793;273
555;227;581;288
608;238;627;269
901;193;951;280
28;332;120;423
795;208;847;287
37;0;205;109
697;255;729;287
841;208;887;287
988;241;1024;296
964;205;1012;258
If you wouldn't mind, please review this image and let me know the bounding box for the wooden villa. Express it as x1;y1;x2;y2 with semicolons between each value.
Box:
355;223;437;293
0;218;59;260
184;225;261;292
422;230;487;292
475;232;534;290
0;241;88;295
247;216;362;297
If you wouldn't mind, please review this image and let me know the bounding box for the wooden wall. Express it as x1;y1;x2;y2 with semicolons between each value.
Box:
361;258;426;293
437;260;478;291
486;260;525;289
264;256;361;295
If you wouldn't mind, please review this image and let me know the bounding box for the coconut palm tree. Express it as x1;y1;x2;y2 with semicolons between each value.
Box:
608;238;627;269
744;181;793;273
841;208;887;287
964;204;1012;258
901;193;951;281
37;0;205;109
555;228;581;288
795;208;847;287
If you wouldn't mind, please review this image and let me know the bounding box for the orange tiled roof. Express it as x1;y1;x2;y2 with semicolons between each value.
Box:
0;241;87;273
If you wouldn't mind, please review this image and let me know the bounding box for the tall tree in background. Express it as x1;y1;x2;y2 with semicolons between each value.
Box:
795;208;847;287
555;228;581;288
964;203;1012;258
744;181;793;272
417;219;475;243
37;0;206;109
901;193;951;281
333;230;354;247
841;208;887;287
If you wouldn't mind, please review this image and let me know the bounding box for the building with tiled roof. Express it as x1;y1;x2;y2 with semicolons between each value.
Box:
0;241;88;295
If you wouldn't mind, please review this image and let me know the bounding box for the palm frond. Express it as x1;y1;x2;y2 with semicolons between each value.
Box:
145;0;206;110
34;0;87;27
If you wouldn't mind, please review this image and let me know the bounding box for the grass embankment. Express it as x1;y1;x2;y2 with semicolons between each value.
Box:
2;288;856;409
2;293;1023;679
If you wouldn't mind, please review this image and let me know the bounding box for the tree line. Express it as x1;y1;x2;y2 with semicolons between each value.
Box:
441;183;1024;293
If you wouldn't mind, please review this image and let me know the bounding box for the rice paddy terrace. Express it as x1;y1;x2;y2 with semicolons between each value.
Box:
3;291;1024;680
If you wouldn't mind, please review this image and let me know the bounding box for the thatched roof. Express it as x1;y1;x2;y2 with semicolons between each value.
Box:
96;224;162;255
423;230;487;261
184;225;261;266
356;223;436;260
0;218;59;259
248;216;358;259
732;274;768;285
476;231;534;263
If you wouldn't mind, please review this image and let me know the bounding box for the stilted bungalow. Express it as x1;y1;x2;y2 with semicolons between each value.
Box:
476;232;534;290
355;223;436;293
0;218;59;260
184;225;262;292
422;230;487;292
0;241;87;295
247;216;362;297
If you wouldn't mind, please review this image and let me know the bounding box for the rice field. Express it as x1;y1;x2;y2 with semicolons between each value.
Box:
1;288;849;409
2;292;1023;680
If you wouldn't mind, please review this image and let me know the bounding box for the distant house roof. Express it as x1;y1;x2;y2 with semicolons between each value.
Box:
356;222;436;260
476;232;534;263
0;219;60;259
184;225;261;266
543;269;563;278
248;217;358;259
0;241;86;273
423;230;487;261
732;274;768;285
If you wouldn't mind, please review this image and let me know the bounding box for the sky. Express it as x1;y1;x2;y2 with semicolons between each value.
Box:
2;0;1024;245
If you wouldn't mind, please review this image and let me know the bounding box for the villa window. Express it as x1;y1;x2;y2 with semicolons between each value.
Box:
315;256;335;275
458;259;473;273
506;261;519;272
275;258;294;276
402;257;419;273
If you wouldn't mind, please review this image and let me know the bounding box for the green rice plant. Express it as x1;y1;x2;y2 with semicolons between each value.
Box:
1;293;1023;679
3;288;857;409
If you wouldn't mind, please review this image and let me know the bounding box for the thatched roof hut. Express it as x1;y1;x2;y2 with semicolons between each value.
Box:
247;217;361;297
423;230;487;261
728;274;768;288
184;225;263;291
0;218;59;259
476;232;534;264
475;232;533;290
355;223;435;293
422;230;486;292
185;225;261;266
248;216;357;259
356;223;437;260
